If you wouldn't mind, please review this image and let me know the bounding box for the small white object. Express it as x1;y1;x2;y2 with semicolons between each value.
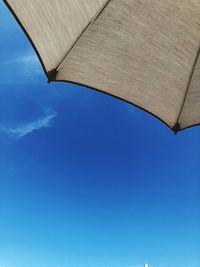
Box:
144;264;149;267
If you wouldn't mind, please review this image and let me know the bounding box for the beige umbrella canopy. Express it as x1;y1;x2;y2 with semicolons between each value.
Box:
4;0;200;132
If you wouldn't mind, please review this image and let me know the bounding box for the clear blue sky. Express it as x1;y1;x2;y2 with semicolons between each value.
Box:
0;2;200;267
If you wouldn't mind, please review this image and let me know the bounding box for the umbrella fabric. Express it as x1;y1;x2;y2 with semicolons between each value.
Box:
4;0;200;132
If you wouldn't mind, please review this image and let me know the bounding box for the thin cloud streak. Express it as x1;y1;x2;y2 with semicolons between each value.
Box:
12;53;40;72
0;52;43;83
0;109;57;141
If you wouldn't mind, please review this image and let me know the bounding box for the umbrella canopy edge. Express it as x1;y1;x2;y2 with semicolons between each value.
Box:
4;0;200;134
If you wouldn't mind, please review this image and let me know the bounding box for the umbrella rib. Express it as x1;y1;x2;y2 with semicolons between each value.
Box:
48;0;112;79
173;43;200;132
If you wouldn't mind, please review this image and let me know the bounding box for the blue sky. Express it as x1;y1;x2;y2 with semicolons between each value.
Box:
0;2;200;267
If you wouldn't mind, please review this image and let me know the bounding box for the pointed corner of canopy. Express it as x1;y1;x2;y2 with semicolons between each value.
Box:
47;69;58;83
172;122;181;135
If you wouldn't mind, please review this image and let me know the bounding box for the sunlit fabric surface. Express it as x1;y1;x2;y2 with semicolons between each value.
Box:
4;0;200;131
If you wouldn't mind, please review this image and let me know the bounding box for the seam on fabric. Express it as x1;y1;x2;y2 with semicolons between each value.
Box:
56;0;112;72
174;43;200;129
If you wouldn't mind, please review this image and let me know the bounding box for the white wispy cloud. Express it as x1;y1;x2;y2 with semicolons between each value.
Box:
1;51;43;83
10;52;41;74
0;109;57;142
20;53;39;69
